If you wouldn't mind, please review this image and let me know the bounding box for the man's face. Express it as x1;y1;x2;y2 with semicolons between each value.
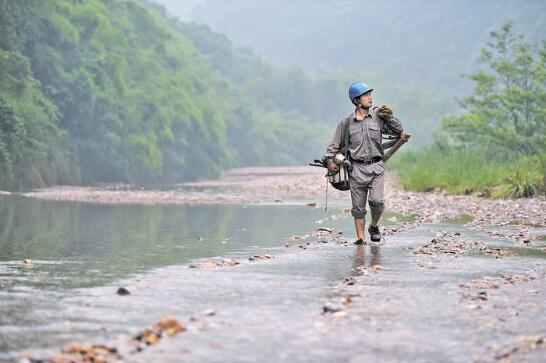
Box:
357;91;373;109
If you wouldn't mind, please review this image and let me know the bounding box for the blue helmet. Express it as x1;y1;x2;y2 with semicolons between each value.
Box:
348;82;373;103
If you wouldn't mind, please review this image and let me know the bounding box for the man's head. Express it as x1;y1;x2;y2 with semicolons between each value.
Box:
354;90;373;109
348;82;373;109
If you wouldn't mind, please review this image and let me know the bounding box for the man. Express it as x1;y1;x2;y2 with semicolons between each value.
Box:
322;82;403;245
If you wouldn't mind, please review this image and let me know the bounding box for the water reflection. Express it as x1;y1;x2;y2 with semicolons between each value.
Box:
352;245;382;272
0;195;331;289
0;195;354;361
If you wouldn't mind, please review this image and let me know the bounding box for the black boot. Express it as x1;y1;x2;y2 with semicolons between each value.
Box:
368;225;381;242
353;238;365;245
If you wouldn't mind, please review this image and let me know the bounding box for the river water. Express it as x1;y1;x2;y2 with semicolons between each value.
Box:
0;192;544;362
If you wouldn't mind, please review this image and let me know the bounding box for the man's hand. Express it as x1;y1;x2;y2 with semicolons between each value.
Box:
377;104;394;119
327;161;339;173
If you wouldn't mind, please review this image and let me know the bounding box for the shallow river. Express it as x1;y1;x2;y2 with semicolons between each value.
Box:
0;193;544;362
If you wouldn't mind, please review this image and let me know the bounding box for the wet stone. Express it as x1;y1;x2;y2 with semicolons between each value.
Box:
412;230;512;257
116;287;130;296
322;303;342;314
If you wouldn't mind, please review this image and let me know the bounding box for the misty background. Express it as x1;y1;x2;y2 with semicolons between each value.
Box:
155;0;546;139
0;0;544;190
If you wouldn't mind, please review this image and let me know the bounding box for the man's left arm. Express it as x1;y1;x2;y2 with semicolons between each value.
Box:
383;115;403;135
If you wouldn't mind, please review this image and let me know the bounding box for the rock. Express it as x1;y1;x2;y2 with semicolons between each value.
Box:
307;202;317;208
22;259;32;265
153;315;186;335
57;343;121;362
116;287;130;296
222;258;240;266
249;254;276;262
144;331;160;345
481;247;513;258
494;346;518;360
476;291;488;301
521;334;544;345
323;303;342;314
189;261;219;269
132;315;187;352
488;230;505;237
412;231;512;257
32;314;188;361
204;308;216;316
343;277;356;285
317;227;333;233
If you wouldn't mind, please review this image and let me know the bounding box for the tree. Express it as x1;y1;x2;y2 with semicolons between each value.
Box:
441;21;546;157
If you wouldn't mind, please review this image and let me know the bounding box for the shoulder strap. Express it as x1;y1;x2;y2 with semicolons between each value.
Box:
341;116;351;158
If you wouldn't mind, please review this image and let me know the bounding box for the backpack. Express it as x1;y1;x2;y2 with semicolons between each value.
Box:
326;116;352;191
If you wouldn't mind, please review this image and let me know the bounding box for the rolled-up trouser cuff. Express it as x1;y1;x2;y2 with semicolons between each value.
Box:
351;209;367;218
369;200;385;214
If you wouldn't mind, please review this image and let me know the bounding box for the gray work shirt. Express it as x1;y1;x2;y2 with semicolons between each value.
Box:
322;107;403;164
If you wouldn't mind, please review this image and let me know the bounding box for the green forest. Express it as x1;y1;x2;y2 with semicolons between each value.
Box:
0;0;342;190
1;0;544;198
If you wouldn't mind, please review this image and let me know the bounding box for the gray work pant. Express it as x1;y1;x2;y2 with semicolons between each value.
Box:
349;160;385;219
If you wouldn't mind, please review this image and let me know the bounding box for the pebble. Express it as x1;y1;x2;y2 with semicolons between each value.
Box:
116;287;130;296
322;303;342;314
412;231;512;257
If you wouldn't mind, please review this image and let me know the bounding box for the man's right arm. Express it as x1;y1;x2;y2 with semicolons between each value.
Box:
321;119;344;166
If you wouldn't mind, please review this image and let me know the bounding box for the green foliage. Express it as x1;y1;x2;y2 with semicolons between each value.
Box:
0;47;70;189
388;143;501;195
389;144;545;198
0;0;330;190
390;22;545;199
491;155;546;198
440;21;546;156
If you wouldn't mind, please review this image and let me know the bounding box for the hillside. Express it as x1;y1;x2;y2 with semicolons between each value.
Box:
0;0;331;190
